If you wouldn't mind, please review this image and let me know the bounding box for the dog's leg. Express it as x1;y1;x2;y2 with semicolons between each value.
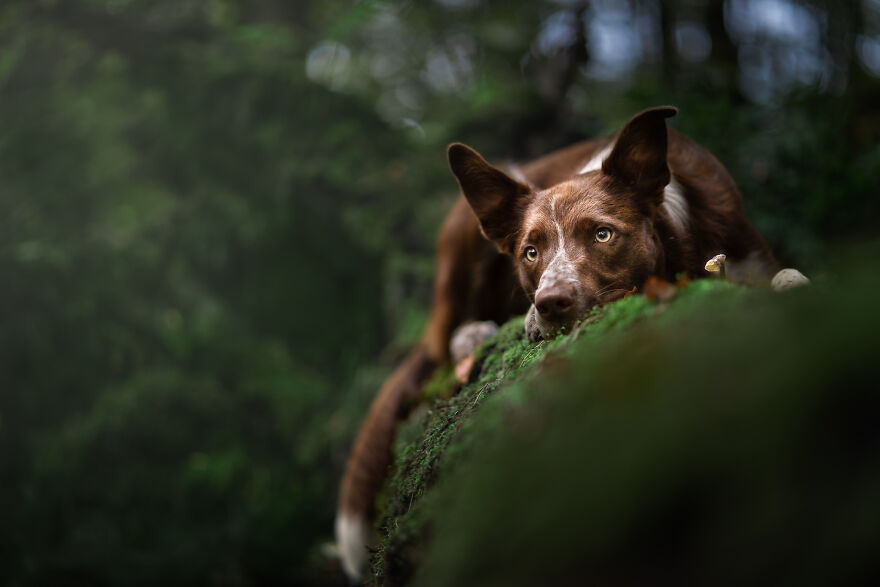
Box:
450;320;499;383
450;321;499;363
422;197;487;364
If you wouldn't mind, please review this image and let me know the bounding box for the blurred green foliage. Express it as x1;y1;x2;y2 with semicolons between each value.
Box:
0;0;878;585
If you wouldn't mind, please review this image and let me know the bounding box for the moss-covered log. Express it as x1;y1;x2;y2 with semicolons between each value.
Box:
368;245;880;587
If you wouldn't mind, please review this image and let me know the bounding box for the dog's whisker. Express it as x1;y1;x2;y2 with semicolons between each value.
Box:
594;283;626;297
597;287;631;302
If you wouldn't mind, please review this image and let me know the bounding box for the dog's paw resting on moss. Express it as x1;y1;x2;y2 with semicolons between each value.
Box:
450;321;499;382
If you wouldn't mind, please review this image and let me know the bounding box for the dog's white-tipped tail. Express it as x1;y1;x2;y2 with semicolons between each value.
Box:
336;512;370;581
335;345;437;582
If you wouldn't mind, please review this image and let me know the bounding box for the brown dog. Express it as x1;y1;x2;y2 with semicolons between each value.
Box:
336;106;781;579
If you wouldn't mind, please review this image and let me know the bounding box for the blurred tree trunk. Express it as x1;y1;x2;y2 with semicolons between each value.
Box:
551;3;590;108
814;0;879;146
523;2;592;157
840;0;878;145
704;0;743;102
823;0;856;95
658;0;678;90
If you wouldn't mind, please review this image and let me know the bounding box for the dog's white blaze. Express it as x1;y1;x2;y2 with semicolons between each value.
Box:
535;197;581;299
551;196;565;248
661;178;689;234
336;513;369;580
578;143;690;235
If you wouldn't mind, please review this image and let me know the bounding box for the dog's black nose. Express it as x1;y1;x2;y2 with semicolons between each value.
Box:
535;285;576;323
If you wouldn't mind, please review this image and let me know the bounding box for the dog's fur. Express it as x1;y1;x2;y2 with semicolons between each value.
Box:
336;106;778;580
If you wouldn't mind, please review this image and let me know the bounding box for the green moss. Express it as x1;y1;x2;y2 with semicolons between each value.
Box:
418;364;457;402
369;278;743;584
368;255;880;585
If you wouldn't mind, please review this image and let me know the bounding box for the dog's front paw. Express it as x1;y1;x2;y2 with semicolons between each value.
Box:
450;320;499;363
524;305;544;342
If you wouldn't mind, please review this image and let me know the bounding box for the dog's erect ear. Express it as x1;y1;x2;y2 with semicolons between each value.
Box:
448;143;532;254
602;106;677;201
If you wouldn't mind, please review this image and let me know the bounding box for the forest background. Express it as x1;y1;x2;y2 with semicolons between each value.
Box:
1;1;878;585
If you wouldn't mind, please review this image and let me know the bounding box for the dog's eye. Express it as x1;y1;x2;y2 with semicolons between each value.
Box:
595;228;612;243
524;246;538;262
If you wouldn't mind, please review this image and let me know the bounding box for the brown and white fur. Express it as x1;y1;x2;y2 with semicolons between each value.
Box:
337;106;789;580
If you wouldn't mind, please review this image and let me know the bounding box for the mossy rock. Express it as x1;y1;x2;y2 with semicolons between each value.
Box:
368;246;880;586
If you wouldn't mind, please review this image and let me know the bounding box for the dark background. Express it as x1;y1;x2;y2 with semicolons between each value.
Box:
1;1;878;585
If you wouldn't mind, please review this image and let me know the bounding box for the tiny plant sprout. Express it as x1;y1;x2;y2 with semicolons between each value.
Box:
705;253;727;280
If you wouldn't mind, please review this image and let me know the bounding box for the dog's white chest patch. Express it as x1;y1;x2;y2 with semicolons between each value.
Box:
662;178;689;234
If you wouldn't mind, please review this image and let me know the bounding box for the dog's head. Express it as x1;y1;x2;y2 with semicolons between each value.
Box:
448;106;677;338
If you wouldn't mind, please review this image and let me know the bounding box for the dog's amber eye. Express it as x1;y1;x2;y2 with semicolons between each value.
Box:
524;246;538;262
595;228;612;243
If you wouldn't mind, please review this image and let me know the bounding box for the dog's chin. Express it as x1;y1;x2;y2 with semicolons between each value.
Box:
537;318;575;339
524;304;585;342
